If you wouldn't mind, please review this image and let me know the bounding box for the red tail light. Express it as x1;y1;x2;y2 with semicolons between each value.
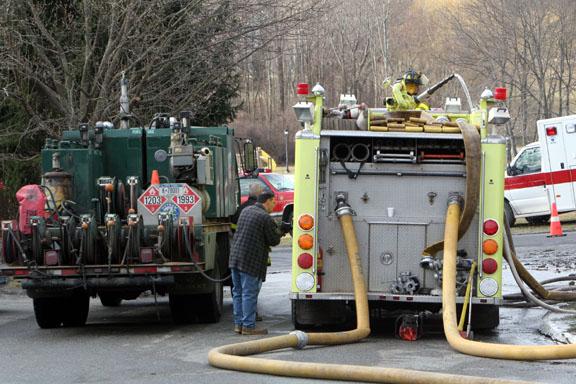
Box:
482;258;498;274
483;219;499;236
297;253;314;269
546;127;557;136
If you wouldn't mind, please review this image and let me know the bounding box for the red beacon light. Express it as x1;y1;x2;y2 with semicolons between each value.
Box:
296;83;310;96
546;126;557;136
494;87;507;101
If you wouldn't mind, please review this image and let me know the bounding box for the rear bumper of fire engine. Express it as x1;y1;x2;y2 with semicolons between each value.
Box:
289;292;501;305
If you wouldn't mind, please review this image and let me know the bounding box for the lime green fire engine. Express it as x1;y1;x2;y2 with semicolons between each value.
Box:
289;77;510;334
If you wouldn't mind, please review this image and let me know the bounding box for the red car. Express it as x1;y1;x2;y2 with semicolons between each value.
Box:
239;172;294;223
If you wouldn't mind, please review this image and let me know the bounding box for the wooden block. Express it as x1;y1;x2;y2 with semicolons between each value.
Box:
424;125;442;133
442;126;461;133
370;113;387;119
405;126;424;132
369;125;388;132
443;121;460;127
408;117;429;124
370;118;388;123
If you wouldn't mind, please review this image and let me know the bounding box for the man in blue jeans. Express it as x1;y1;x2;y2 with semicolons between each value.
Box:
229;191;286;335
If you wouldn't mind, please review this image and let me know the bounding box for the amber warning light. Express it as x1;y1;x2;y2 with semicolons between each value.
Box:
298;214;314;231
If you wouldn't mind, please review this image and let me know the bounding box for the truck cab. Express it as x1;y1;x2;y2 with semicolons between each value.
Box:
239;172;294;223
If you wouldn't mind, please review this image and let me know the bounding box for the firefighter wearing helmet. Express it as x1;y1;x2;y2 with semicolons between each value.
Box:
386;69;430;111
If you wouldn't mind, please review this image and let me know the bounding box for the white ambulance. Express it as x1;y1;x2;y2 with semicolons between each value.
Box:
505;115;576;226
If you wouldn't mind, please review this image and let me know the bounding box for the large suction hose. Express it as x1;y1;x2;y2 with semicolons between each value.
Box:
209;199;532;384
422;122;481;257
442;197;576;360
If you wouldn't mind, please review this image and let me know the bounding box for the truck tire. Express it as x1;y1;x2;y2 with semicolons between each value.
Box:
62;292;90;327
169;294;196;324
504;201;515;228
216;232;232;287
285;209;293;237
471;304;499;331
99;293;122;307
526;215;549;225
197;263;223;323
33;298;64;329
291;300;311;330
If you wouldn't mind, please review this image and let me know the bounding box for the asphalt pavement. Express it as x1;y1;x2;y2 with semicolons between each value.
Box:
1;237;576;383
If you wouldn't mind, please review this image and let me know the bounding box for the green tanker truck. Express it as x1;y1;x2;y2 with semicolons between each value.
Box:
0;76;254;328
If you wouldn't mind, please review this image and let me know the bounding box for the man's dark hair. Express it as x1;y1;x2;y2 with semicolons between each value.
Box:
257;191;275;204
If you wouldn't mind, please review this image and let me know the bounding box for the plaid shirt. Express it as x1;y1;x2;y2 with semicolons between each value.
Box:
229;203;283;280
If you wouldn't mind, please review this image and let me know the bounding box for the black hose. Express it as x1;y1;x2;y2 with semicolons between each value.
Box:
6;228;30;264
39;185;58;220
182;224;230;283
61;200;82;219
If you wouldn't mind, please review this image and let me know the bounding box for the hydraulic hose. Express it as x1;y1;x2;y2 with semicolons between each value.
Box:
502;232;576;315
503;220;576;301
442;198;576;360
209;199;532;384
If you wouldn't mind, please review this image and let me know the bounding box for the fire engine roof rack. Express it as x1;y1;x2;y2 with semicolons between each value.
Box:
321;130;463;140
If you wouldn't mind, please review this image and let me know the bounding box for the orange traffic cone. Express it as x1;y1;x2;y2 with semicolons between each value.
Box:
150;170;160;185
548;202;565;237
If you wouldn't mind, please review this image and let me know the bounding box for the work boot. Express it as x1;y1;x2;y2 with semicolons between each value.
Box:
242;326;268;335
234;325;242;334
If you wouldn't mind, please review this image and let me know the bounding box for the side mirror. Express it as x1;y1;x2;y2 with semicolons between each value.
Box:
243;141;257;174
506;165;515;176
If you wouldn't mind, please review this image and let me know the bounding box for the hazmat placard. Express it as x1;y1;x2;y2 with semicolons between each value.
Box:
137;183;203;225
138;186;166;214
171;184;200;213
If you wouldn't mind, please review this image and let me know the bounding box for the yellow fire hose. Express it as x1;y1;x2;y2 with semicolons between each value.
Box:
208;201;532;384
442;197;576;360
